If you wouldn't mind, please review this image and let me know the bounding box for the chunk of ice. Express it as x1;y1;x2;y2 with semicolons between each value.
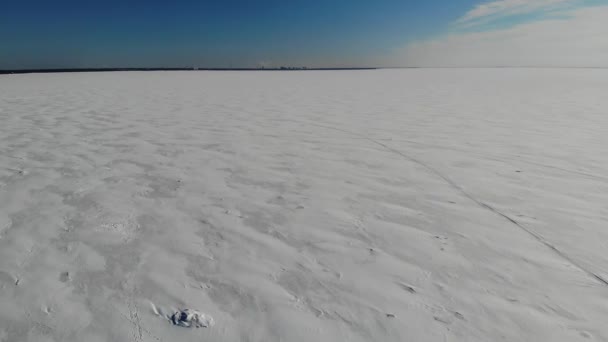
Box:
170;309;214;328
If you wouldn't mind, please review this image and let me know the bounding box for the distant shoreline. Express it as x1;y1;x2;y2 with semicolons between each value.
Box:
0;67;377;75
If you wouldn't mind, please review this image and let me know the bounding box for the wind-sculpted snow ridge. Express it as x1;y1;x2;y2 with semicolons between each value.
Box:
1;69;607;342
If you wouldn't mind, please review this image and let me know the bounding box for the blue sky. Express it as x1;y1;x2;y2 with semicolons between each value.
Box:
1;0;607;69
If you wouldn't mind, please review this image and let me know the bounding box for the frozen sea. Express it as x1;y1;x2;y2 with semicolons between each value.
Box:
1;69;607;341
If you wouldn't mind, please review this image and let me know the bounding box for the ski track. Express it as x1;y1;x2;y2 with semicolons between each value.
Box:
305;121;608;288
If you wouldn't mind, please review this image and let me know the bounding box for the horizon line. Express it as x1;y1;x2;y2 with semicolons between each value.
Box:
2;66;608;75
0;67;378;75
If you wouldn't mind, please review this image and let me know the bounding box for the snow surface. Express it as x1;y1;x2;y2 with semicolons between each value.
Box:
0;69;607;342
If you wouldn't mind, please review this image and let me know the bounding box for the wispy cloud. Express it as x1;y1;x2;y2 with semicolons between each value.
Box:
386;5;608;67
456;0;579;26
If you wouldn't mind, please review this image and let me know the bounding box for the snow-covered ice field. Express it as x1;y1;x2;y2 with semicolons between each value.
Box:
1;69;607;342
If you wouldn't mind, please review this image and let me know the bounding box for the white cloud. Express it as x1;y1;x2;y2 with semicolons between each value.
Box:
386;5;608;67
457;0;578;25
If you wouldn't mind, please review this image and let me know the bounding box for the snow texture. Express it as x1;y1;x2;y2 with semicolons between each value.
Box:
0;69;607;341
